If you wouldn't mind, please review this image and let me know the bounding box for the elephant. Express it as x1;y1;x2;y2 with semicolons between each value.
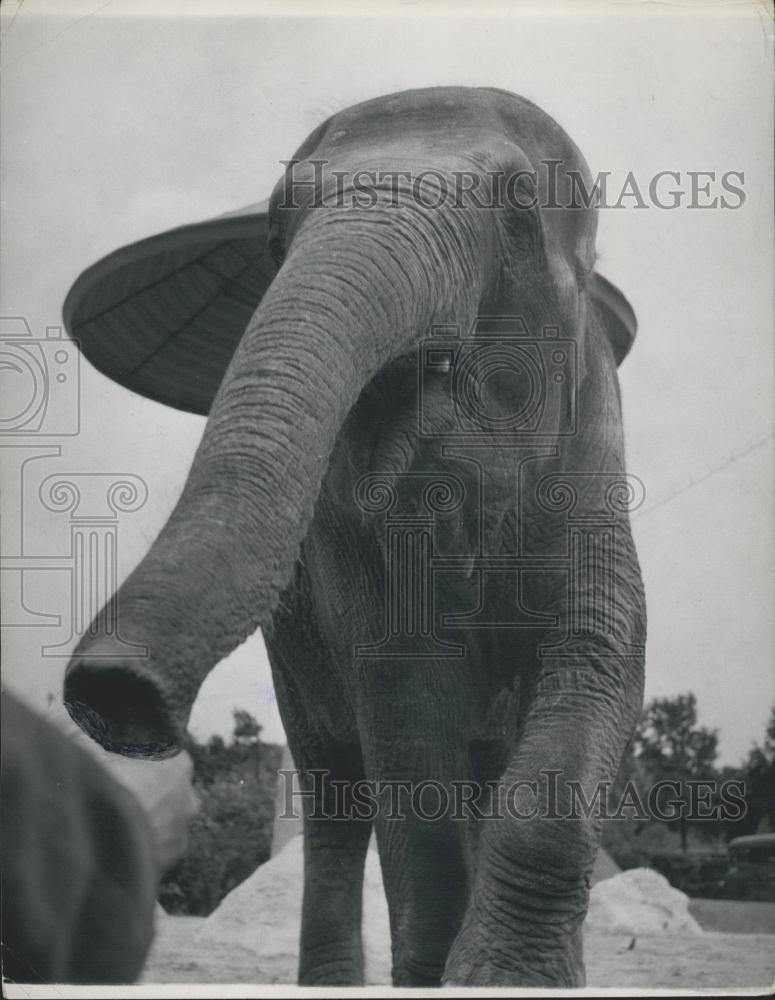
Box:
62;86;646;987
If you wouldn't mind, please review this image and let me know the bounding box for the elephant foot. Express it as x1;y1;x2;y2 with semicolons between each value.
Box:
299;970;364;987
442;915;585;988
299;948;365;987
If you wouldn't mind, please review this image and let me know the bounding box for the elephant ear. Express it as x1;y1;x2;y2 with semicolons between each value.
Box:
587;271;637;366
63;201;276;416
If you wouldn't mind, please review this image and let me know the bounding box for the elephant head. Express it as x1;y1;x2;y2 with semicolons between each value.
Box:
62;86;636;759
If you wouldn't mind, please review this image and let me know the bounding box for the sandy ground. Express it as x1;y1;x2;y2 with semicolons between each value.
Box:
141;838;775;991
142;910;775;991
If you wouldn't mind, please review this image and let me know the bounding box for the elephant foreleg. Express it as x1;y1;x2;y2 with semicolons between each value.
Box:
443;649;644;987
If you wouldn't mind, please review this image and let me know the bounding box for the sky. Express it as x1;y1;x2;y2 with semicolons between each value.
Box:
1;0;773;766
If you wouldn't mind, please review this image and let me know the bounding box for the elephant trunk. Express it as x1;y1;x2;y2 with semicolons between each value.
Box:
64;199;489;757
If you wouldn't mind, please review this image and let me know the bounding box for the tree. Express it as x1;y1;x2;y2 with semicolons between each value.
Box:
603;696;775;900
232;709;262;745
736;703;775;835
636;693;718;778
634;693;719;851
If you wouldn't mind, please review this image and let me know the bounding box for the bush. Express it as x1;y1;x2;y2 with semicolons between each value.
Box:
158;715;283;915
649;853;728;898
609;850;775;902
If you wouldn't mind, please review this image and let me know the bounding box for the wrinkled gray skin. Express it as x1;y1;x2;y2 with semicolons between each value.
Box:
65;88;646;987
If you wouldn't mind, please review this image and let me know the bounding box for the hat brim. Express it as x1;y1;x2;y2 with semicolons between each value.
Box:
588;271;637;366
64;203;636;419
63;202;276;416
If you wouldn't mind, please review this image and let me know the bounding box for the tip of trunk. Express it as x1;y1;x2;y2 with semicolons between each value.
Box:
64;658;183;760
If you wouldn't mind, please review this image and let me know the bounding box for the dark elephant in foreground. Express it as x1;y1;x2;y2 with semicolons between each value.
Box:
63;86;646;986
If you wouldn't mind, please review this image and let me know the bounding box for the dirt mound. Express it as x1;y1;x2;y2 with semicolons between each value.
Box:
198;835;390;984
585;866;703;937
194;836;701;983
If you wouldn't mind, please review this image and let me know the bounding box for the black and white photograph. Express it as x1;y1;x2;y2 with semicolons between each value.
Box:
1;0;773;994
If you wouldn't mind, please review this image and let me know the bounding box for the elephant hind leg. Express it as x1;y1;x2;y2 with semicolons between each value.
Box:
355;658;475;987
373;803;470;987
296;743;373;986
269;701;372;986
